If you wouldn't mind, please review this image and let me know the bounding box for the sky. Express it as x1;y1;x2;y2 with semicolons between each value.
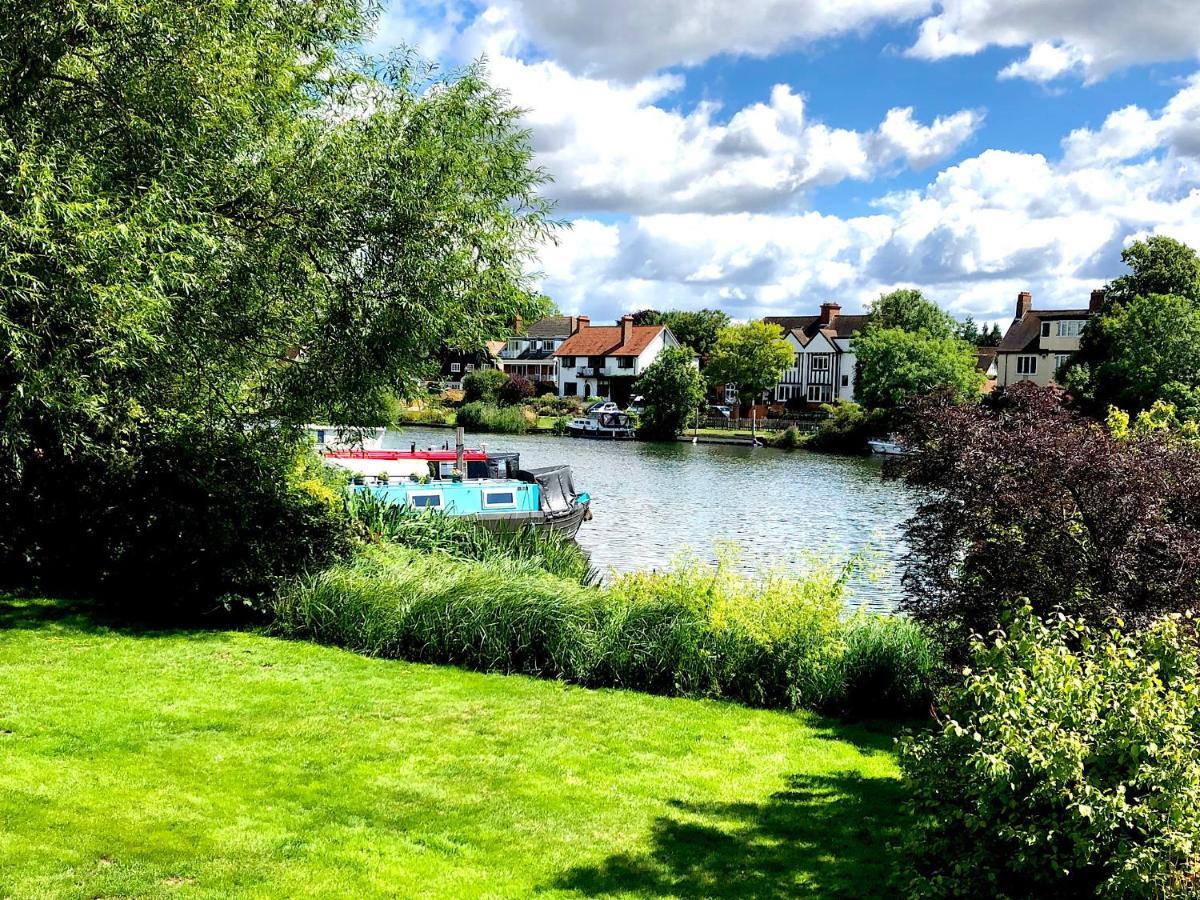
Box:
371;0;1200;326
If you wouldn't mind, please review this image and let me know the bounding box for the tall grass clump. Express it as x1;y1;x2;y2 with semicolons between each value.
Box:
456;401;529;434
346;491;596;584
276;538;935;717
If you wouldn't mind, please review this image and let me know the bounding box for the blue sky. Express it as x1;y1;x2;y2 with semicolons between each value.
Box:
372;1;1200;325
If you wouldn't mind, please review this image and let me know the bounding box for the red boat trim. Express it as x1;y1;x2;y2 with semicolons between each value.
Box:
323;449;488;461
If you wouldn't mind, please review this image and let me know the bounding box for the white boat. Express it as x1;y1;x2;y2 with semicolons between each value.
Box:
867;439;906;456
566;402;636;440
306;424;384;452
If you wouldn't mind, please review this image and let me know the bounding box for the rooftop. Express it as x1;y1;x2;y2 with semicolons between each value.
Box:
555;323;666;358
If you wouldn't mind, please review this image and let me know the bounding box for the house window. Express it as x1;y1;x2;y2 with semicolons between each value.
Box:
465;364;475;372
806;384;829;403
564;382;578;396
1016;355;1037;375
589;356;605;368
482;490;517;509
1041;321;1051;337
408;491;444;510
1056;320;1084;337
1055;353;1071;371
617;356;634;369
810;355;830;372
450;362;461;373
841;375;849;387
724;384;738;404
776;385;790;401
314;429;326;445
561;356;574;368
529;340;541;351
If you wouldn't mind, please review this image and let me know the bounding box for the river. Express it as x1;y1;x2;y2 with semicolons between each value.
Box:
382;429;913;613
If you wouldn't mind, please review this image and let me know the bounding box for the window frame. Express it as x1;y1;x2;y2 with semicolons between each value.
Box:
1016;355;1037;375
407;490;445;510
806;384;829;403
481;489;518;509
450;362;461;373
810;355;831;372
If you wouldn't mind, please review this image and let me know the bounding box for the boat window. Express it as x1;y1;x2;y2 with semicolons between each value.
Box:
482;490;517;508
408;491;444;509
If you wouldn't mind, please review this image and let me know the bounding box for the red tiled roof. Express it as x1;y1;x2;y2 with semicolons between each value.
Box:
554;324;665;358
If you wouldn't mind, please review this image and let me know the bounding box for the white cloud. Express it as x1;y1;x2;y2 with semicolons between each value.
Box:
489;55;982;214
908;0;1200;83
1062;74;1200;167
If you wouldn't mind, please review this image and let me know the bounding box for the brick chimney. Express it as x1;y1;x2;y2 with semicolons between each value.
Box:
620;313;634;345
1016;291;1033;318
574;315;590;334
818;302;841;326
1089;289;1106;314
513;313;523;333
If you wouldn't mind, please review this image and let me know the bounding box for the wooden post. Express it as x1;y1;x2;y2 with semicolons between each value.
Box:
752;408;757;444
455;426;465;475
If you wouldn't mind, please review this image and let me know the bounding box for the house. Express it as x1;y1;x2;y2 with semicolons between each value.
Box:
554;315;680;405
994;290;1103;388
437;345;501;390
495;315;577;391
765;303;868;408
975;347;999;394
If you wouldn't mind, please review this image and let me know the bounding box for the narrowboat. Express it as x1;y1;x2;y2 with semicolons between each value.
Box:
566;402;636;440
354;466;591;537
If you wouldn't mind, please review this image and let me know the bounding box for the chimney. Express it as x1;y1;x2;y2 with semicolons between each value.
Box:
620;314;633;345
575;315;590;334
1089;289;1106;314
818;302;841;326
1016;291;1033;318
513;313;523;334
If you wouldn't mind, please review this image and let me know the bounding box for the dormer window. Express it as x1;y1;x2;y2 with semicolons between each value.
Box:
1056;320;1084;337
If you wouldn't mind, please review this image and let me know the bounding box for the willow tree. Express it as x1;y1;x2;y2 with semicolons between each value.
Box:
0;1;557;600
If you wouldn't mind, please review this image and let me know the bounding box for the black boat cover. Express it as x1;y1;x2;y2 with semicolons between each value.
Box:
517;465;579;513
485;452;522;479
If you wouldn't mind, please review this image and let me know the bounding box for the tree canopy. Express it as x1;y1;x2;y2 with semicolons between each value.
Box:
869;289;956;338
704;322;793;408
0;0;555;473
633;346;705;440
623;309;730;360
854;328;983;412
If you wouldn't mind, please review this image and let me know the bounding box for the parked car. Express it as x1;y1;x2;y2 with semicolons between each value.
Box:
708;405;732;419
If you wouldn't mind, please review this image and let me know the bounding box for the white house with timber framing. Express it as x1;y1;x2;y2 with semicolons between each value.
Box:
765;303;867;408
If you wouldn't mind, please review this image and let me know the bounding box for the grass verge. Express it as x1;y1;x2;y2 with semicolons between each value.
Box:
0;596;907;898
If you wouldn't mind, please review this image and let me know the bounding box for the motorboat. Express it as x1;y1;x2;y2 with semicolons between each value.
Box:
867;439;906;456
566;402;636;440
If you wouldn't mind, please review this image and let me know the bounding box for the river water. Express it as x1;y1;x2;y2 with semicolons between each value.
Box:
382;429;913;612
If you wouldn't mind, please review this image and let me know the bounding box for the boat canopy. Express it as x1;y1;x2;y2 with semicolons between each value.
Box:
518;465;579;513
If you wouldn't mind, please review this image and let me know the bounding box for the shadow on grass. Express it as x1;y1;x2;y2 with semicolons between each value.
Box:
0;594;235;640
554;767;907;899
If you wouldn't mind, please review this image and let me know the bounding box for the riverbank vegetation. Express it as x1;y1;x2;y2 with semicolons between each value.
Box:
0;596;907;898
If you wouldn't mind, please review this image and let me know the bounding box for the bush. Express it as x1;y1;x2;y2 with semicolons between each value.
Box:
899;606;1200;898
274;543;935;717
806;402;885;454
897;383;1200;655
455;401;530;434
498;375;535;406
0;428;354;615
766;425;807;450
462;368;509;404
551;416;571;435
393;405;452;426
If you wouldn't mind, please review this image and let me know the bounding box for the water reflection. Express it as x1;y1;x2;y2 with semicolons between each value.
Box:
383;429;912;613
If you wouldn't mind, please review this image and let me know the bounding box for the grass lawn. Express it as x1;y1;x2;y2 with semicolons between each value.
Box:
0;597;908;898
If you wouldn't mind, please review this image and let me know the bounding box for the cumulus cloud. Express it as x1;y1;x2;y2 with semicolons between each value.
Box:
1062;75;1200;167
488;55;982;214
908;0;1200;83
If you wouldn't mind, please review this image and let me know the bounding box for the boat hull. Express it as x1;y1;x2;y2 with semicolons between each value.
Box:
566;426;635;440
473;499;592;539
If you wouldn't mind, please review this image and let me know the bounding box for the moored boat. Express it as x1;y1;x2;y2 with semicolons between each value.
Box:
867;439;906;456
566;402;636;440
354;466;592;537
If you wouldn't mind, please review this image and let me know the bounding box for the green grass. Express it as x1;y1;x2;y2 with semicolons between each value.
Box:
0;596;908;898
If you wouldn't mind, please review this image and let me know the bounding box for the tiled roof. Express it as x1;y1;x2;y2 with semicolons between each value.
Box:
765;314;868;348
525;316;576;338
975;347;998;372
997;309;1092;353
555;324;665;358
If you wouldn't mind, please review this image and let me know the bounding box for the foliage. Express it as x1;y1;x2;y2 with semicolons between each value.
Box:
551;416;571;435
347;492;596;584
0;597;909;898
896;384;1200;654
275;544;935;717
462;368;510;404
0;0;555;603
1108;401;1200;443
1068;293;1200;420
869;289;956;338
899;606;1200;898
766;425;807;450
393;404;452;426
854;327;984;412
660;309;731;360
455;401;530;434
705;322;794;408
0;429;354;613
957;316;1003;347
498;374;535;406
1105;235;1200;305
633;346;706;439
805;402;885;454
